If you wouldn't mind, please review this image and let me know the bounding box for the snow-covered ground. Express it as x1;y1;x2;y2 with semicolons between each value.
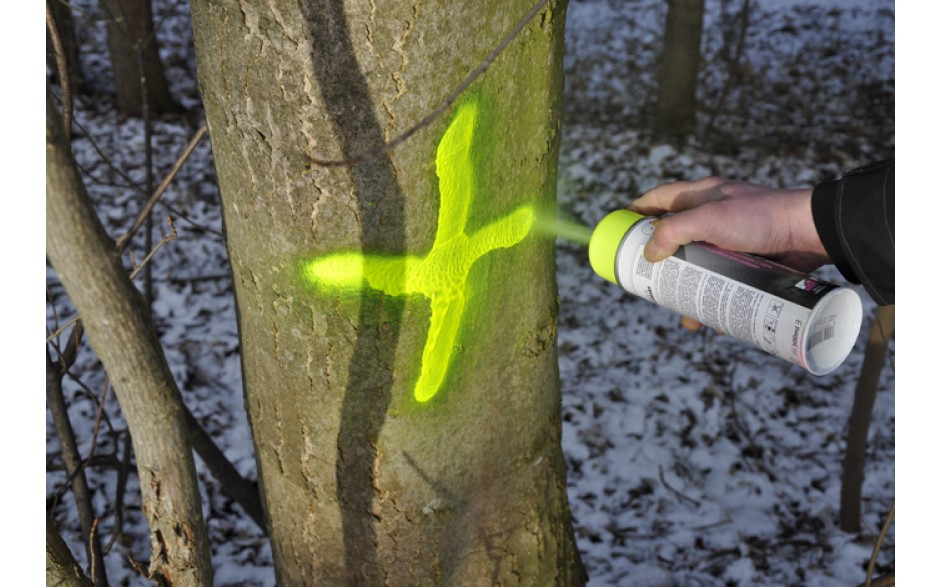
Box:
46;0;894;585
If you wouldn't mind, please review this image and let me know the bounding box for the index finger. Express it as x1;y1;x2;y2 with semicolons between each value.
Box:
630;176;726;215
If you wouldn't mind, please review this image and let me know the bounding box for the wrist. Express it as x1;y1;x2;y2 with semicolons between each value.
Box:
786;188;829;259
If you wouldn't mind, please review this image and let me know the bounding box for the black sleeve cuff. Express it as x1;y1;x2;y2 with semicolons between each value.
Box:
811;178;860;284
810;159;894;305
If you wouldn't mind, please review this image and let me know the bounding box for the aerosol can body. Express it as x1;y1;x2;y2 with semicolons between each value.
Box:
589;210;863;374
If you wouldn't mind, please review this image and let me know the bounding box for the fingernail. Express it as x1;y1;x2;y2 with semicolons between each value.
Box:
644;241;663;262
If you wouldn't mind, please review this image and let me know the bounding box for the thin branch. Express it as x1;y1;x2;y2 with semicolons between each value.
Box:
89;518;100;585
64;372;119;439
128;216;177;281
184;406;266;531
865;502;895;587
68;112;143;190
704;0;752;139
158;201;223;238
46;349;110;586
105;431;134;554
857;575;894;587
116;123;208;252
46;0;73;142
47;317;80;346
88;379;111;460
658;464;702;507
308;0;550;167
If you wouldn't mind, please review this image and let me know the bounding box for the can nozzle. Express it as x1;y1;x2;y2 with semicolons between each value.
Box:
588;210;645;284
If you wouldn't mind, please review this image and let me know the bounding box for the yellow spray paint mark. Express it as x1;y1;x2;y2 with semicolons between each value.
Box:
304;101;534;402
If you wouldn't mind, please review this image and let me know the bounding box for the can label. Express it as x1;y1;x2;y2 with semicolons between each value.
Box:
614;218;860;373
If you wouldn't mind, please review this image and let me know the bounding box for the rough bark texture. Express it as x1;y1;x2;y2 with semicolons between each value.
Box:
189;0;584;583
100;0;180;115
47;514;94;587
46;88;213;586
653;0;705;138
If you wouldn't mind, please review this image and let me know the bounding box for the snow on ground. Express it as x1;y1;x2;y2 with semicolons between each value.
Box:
46;0;894;585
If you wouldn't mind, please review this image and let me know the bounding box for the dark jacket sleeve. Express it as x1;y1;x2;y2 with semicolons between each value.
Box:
811;158;894;305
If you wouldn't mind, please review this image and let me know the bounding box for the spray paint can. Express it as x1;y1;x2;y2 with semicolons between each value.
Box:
589;210;863;375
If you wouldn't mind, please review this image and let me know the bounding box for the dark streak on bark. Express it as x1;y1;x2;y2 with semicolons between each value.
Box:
299;0;406;582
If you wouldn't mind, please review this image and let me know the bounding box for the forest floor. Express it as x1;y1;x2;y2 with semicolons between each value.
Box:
46;0;894;585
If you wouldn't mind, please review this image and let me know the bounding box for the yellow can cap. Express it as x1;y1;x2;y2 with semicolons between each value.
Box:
589;210;645;284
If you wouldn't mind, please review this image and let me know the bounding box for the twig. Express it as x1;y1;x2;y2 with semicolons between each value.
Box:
46;349;110;586
89;518;99;585
857;575;894;587
157;200;224;238
46;0;73;142
128;216;177;282
59;322;85;373
67;113;144;190
704;0;752;139
88;379;111;460
308;0;550;167
105;431;134;554
64;372;119;438
116;123;208;252
46;285;65;356
167;273;231;284
865;502;895;587
47;316;80;345
658;464;702;507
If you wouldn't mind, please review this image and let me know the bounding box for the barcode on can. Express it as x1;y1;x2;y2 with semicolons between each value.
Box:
808;325;835;350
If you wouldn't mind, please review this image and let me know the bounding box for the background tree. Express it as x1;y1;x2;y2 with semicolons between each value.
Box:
47;86;213;585
653;0;705;139
188;0;584;582
100;0;179;115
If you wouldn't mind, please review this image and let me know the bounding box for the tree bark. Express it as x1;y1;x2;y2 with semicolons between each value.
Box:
47;514;94;587
189;0;585;583
100;0;180;115
46;87;213;586
653;0;705;139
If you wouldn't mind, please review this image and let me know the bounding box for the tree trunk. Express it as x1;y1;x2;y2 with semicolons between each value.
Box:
46;87;213;586
189;0;585;583
47;514;94;587
100;0;180;115
653;0;705;139
840;305;895;533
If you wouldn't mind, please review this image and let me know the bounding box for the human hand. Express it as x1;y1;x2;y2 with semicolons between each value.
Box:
629;177;830;331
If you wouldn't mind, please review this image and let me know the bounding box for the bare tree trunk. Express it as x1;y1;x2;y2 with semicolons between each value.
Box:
47;514;94;587
654;0;705;139
189;0;585;583
840;305;895;533
100;0;179;115
46;86;212;585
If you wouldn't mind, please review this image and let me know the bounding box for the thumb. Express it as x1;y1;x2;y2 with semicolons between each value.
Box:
642;207;717;262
